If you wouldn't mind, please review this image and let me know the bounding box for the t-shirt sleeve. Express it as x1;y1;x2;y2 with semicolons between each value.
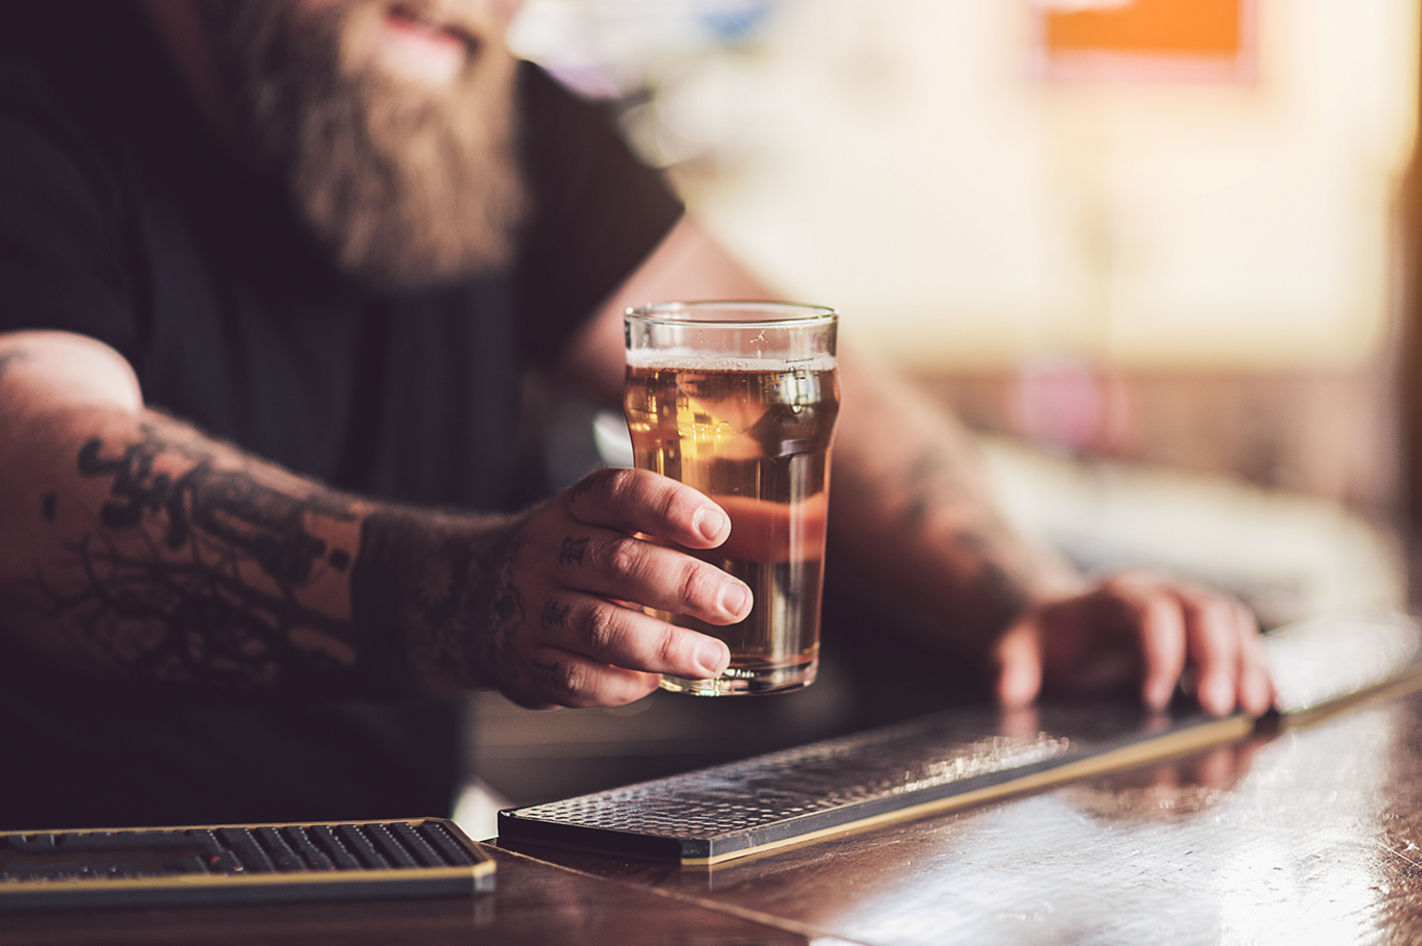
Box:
512;62;684;364
0;60;137;359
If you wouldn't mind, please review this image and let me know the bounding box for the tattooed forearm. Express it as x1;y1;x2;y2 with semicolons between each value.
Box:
948;531;1032;641
832;382;1074;652
32;421;364;694
893;443;1001;533
76;429;356;577
0;348;31;383
351;507;524;693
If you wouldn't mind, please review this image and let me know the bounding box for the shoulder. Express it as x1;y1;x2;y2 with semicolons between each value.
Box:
515;61;655;203
0;2;156;226
0;3;174;359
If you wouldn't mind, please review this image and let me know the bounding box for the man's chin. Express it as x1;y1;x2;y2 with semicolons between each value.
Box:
202;0;527;288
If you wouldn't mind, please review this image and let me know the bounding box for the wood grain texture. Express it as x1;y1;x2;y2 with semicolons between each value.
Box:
0;846;826;946
513;685;1422;944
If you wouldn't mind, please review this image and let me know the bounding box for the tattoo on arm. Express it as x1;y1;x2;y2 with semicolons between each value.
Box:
951;531;1031;637
0;349;31;383
897;445;967;531
889;445;1037;640
350;507;524;693
33;422;362;694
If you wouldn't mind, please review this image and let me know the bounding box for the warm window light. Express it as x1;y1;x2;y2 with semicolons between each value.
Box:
1036;0;1255;81
512;0;1418;372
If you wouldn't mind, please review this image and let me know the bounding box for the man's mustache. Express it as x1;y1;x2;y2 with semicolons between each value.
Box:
327;0;506;53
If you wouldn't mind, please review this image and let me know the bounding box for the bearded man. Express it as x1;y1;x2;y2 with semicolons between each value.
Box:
0;0;1273;830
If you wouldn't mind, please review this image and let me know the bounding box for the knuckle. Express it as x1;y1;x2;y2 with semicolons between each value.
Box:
605;536;645;580
678;561;714;610
1206;598;1236;627
567;467;634;513
658;482;689;521
1098;578;1153;617
578;603;621;654
656;625;681;665
596;467;638;501
1104;570;1150;597
1109;589;1159;628
1146;591;1185;623
1100;574;1132;597
551;661;589;698
1193;597;1237;639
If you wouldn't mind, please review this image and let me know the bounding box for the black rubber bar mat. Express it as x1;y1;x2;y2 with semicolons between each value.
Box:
499;612;1422;865
0;818;493;911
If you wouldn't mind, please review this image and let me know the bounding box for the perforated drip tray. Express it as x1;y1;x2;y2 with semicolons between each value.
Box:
497;702;1253;865
499;613;1422;865
0;819;493;910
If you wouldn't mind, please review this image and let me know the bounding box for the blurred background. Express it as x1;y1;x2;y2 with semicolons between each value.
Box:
460;0;1422;831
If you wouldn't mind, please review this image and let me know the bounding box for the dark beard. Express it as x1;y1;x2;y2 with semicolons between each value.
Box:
196;0;527;289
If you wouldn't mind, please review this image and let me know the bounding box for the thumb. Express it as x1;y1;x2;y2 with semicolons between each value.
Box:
993;620;1043;709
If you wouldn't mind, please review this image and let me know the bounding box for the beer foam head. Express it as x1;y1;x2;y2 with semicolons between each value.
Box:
625;351;837;372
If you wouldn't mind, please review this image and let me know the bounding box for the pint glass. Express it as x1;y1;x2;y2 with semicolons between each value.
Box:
623;302;840;695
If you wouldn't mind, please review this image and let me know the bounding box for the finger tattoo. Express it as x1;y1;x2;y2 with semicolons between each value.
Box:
541;599;571;630
569;473;603;502
559;536;590;566
532;658;562;689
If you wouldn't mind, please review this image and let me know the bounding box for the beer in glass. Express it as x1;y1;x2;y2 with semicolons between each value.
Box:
623;302;839;695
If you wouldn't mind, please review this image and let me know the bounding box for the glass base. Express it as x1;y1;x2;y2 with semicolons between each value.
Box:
660;659;817;696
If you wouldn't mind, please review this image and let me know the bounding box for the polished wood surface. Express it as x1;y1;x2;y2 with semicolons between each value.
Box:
508;687;1422;945
0;845;823;945
11;687;1422;944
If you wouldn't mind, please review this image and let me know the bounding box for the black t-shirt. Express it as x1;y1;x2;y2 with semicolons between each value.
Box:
0;1;680;506
0;1;681;827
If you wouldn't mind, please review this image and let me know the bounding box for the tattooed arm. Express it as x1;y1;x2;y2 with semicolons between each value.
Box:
565;216;1275;717
827;352;1273;716
0;330;743;706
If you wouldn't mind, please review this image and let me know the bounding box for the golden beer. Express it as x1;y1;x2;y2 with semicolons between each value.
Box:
624;354;840;694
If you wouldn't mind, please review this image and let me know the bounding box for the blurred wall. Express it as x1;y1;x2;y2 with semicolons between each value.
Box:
512;0;1420;516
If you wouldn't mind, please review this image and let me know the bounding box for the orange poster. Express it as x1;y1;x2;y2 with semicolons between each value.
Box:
1034;0;1256;82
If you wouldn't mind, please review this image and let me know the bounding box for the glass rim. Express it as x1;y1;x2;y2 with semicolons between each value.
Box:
625;300;837;329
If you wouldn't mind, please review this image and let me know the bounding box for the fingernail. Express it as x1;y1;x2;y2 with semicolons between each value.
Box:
696;506;729;543
719;583;751;619
696;639;730;676
1203;677;1231;715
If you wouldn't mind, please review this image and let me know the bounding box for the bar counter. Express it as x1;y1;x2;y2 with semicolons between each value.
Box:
6;686;1422;944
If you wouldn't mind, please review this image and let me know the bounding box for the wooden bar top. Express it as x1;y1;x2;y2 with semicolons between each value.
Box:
509;686;1422;944
8;685;1422;943
0;843;825;945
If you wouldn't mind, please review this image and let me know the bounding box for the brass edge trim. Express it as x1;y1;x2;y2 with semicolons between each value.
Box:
0;818;492;886
1279;663;1422;730
0;865;488;896
680;714;1256;866
2;818;470;838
